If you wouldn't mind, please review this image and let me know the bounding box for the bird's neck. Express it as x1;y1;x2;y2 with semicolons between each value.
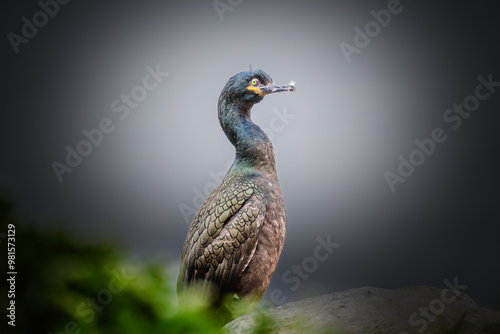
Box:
218;101;277;176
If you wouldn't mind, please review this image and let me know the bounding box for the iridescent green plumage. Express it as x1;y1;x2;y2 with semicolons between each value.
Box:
177;69;295;323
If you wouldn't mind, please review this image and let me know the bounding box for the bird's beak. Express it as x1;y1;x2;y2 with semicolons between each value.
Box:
248;82;296;96
259;83;296;96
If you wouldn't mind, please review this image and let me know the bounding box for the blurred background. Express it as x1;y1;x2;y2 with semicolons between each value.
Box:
2;0;500;332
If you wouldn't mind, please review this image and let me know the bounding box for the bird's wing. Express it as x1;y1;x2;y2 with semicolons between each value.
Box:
178;176;265;297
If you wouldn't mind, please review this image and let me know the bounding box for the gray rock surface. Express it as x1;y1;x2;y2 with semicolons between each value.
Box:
224;286;500;334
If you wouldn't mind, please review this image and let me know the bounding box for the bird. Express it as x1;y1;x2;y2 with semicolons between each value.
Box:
177;68;295;323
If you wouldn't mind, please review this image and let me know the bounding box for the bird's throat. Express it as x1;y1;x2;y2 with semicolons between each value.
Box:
219;103;277;174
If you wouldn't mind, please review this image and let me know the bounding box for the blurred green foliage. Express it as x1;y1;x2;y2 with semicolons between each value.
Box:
0;194;226;334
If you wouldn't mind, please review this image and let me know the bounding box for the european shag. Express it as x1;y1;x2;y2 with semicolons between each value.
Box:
177;69;295;322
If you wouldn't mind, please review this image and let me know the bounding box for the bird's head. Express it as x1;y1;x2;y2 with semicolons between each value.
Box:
219;69;295;107
217;68;295;166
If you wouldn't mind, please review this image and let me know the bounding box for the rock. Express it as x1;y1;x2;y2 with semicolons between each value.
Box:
458;308;500;334
224;286;500;334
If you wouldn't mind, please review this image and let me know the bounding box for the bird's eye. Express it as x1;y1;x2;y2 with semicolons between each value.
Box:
251;78;259;86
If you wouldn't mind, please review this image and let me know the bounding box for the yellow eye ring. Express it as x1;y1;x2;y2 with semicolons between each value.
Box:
251;78;259;86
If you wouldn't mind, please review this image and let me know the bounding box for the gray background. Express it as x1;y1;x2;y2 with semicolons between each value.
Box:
3;0;500;308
